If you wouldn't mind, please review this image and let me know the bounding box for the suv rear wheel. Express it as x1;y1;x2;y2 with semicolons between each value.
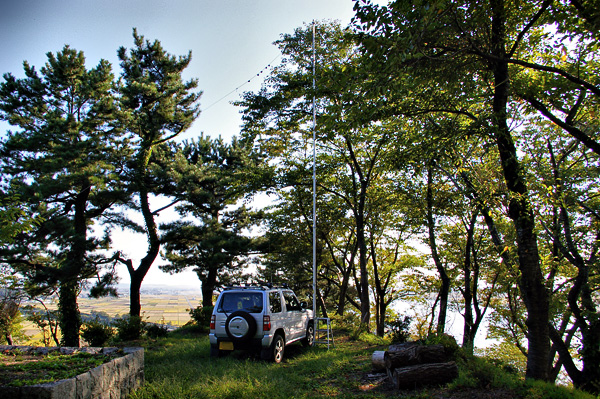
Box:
271;334;285;363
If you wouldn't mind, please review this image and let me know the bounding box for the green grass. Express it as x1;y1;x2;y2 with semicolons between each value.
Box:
128;329;598;399
0;352;115;387
129;331;384;399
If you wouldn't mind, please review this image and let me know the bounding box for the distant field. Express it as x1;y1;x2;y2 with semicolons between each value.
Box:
19;286;203;344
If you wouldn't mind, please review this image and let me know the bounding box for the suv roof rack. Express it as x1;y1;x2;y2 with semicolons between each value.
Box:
221;282;290;291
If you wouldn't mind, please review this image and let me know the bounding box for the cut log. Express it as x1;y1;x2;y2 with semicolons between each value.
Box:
371;351;386;371
384;344;448;369
389;361;459;389
388;342;420;353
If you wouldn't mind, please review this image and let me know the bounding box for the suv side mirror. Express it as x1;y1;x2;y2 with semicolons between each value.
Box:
300;301;307;309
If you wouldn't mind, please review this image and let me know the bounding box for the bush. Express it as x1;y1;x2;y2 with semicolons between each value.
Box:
423;332;459;358
386;315;411;343
188;306;213;327
81;317;114;347
113;315;146;341
146;322;169;338
329;312;361;334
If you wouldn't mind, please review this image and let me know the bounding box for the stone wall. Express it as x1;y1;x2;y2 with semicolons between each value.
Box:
0;346;144;399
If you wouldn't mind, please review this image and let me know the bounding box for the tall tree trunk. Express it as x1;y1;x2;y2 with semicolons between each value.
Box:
426;164;450;335
59;185;90;347
201;265;218;308
557;206;600;393
490;0;550;381
356;210;371;328
58;281;80;347
336;267;352;315
129;149;161;318
462;212;477;354
333;240;356;316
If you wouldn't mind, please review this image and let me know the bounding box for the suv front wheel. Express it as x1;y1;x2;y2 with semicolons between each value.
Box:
301;322;314;347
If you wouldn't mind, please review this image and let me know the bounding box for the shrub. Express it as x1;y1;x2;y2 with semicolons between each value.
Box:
329;312;361;334
81;317;114;347
479;341;527;375
386;315;411;343
146;321;169;339
188;306;213;327
113;315;146;341
423;332;459;358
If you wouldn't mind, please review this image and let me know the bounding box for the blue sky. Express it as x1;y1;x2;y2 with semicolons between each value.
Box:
1;0;356;143
0;0;359;287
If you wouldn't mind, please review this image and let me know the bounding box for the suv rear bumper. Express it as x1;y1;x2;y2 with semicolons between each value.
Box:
209;332;274;349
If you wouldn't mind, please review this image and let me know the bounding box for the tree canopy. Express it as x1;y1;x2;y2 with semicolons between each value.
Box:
0;4;598;393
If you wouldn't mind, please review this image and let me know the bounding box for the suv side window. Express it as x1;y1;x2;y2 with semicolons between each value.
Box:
269;291;282;313
282;291;301;311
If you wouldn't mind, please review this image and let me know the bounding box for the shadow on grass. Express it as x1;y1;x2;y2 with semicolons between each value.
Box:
131;333;379;399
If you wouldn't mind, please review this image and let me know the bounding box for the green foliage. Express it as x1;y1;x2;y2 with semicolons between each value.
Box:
80;317;115;347
0;268;26;344
23;304;60;347
451;355;518;390
145;322;170;339
0;6;598;392
353;0;600;387
386;315;412;343
0;310;26;345
188;306;213;327
329;312;361;335
0;43;127;346
448;356;596;399
0;194;42;245
159;136;261;308
112;315;147;341
115;28;202;317
422;333;460;359
479;341;527;376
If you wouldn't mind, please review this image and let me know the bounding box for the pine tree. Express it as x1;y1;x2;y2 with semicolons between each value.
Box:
0;46;128;346
160;136;260;307
117;29;201;319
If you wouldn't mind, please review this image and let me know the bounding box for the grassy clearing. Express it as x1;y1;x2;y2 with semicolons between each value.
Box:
129;331;384;399
128;328;597;399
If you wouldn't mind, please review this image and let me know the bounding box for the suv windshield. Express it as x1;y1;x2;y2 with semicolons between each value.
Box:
217;292;264;313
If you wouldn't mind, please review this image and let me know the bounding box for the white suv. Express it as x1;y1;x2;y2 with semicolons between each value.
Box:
209;285;314;363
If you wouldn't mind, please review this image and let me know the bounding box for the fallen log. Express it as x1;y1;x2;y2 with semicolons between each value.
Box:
389;361;459;389
384;343;448;369
371;351;386;371
388;342;420;353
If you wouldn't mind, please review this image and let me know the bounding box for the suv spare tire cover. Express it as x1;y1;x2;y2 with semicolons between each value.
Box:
225;311;257;342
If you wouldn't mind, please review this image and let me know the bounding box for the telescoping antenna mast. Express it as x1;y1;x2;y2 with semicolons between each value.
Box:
312;22;334;349
311;21;317;325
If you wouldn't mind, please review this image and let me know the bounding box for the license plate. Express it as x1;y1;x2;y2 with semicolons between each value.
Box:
219;341;234;350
